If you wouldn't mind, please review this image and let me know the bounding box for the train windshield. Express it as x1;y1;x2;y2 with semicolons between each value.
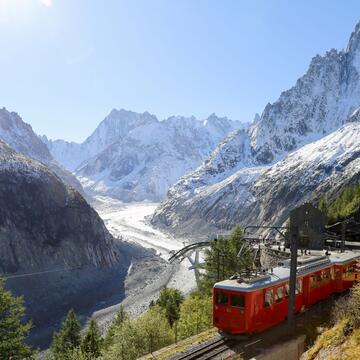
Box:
230;294;245;308
215;290;229;305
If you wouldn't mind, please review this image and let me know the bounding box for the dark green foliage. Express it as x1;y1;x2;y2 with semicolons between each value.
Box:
50;309;81;359
199;225;253;292
318;183;360;223
113;305;128;327
156;288;184;327
318;194;328;215
103;306;173;360
103;305;128;351
0;277;34;360
81;319;102;359
177;292;212;339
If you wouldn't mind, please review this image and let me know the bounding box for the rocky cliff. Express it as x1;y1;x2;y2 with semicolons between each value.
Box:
0;139;130;347
0;107;84;194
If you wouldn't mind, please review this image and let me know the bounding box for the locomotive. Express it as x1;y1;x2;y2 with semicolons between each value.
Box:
213;250;360;334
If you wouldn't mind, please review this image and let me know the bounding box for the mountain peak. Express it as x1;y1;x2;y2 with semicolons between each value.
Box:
0;108;52;162
207;112;218;119
347;21;360;54
253;113;261;124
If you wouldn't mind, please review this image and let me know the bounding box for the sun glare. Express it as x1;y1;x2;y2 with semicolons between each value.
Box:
40;0;52;7
0;0;52;25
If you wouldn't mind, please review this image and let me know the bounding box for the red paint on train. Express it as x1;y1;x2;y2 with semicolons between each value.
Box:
213;252;360;334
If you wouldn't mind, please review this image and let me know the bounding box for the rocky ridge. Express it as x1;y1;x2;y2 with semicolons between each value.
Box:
0;108;84;194
44;110;242;201
152;21;360;236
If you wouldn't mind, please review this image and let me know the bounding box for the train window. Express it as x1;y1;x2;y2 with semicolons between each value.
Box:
324;270;330;284
231;294;245;308
296;279;302;294
216;291;228;305
335;268;341;280
330;268;335;281
310;275;316;288
284;283;289;298
275;287;284;303
317;273;323;287
264;289;274;307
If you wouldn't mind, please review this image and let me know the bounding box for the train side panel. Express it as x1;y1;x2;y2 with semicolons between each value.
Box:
213;254;360;335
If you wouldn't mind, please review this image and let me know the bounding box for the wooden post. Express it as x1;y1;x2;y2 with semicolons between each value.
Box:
288;226;298;330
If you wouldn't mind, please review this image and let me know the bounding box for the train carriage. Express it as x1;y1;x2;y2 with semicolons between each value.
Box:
213;251;360;335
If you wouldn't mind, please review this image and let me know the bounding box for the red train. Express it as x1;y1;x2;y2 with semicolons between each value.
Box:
213;251;360;334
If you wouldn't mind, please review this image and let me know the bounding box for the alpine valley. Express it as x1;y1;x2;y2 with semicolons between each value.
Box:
0;109;170;348
2;17;360;356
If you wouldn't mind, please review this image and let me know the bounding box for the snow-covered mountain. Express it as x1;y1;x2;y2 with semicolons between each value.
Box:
0;108;84;194
44;109;242;201
42;109;159;171
152;119;360;237
152;21;360;236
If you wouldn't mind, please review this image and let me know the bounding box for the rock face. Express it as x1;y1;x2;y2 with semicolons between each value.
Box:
43;109;242;201
153;121;360;237
0;140;118;273
0;139;129;347
152;21;360;236
0;108;84;194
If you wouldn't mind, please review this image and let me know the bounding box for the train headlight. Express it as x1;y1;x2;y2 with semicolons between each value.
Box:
215;305;218;311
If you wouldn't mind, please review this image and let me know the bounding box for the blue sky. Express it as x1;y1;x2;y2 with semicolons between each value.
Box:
0;0;359;142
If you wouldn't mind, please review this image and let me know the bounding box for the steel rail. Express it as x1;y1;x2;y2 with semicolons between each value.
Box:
173;338;237;360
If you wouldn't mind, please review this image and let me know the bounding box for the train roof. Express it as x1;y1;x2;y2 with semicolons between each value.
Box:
214;250;360;293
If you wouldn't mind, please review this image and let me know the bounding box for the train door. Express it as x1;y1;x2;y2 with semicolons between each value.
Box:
252;292;263;332
214;289;231;330
229;292;246;333
274;285;286;323
302;275;310;307
262;288;275;330
295;278;304;311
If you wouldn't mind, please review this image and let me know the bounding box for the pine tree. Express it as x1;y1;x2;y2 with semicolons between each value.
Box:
103;305;129;351
0;277;33;360
199;225;252;292
156;288;184;327
137;307;173;354
102;307;173;360
113;305;128;326
50;309;81;359
81;319;102;359
318;194;328;216
177;293;212;339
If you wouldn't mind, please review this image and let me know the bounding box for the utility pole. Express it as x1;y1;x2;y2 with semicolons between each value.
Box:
216;248;220;281
287;225;298;331
341;221;346;253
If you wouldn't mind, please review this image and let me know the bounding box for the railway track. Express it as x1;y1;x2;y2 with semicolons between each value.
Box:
174;338;235;360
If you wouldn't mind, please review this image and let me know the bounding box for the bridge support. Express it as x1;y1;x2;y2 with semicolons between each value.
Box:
186;249;201;287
